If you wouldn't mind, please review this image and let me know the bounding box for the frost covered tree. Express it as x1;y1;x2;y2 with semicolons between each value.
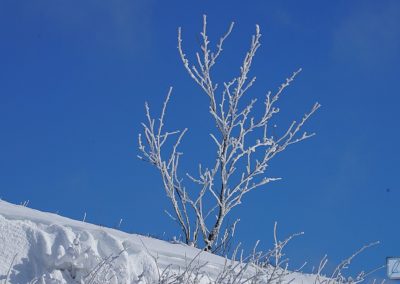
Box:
138;15;320;252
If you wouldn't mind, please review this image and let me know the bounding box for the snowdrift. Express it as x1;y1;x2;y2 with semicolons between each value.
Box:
0;200;317;283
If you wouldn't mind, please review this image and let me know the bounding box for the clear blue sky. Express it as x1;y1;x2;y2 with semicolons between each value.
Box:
0;0;399;281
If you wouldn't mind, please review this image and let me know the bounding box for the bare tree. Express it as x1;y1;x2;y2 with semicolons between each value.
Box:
138;15;320;252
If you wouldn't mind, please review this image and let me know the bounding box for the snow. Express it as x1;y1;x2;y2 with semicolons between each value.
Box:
0;200;318;283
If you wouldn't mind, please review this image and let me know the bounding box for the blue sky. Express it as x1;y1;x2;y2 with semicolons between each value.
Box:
0;0;399;281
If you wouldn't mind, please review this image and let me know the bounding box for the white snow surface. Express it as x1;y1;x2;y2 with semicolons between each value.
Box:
0;200;317;283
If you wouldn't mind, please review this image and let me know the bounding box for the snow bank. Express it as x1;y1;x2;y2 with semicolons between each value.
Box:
0;200;316;283
0;200;233;283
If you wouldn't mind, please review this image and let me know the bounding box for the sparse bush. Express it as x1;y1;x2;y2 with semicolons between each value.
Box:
150;223;383;284
138;15;320;252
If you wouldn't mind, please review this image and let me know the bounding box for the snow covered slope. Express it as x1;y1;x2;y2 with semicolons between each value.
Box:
0;200;317;283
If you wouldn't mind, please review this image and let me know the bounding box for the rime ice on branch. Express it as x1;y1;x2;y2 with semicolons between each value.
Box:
138;15;320;252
